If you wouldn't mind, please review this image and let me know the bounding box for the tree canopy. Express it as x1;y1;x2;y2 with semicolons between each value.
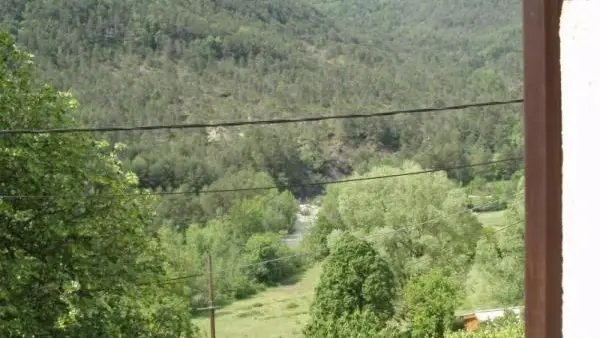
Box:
0;31;197;337
305;163;483;283
304;233;397;338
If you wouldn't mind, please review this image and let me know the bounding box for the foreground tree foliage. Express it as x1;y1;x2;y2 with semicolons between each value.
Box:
304;233;399;338
0;31;198;337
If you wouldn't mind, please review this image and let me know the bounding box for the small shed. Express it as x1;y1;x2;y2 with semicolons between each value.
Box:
460;306;522;331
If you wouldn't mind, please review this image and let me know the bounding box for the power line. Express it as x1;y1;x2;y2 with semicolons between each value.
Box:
196;291;315;315
0;157;523;200
198;211;522;315
172;216;525;338
0;99;523;135
155;217;524;289
83;193;523;294
491;220;522;233
189;219;525;316
146;193;524;288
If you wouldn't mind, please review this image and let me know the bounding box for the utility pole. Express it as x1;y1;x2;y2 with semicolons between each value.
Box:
207;253;216;338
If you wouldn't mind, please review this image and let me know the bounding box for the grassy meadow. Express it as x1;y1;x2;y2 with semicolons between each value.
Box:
194;265;321;338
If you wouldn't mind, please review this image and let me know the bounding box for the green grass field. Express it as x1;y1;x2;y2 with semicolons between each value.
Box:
194;265;322;338
475;210;507;228
193;210;507;337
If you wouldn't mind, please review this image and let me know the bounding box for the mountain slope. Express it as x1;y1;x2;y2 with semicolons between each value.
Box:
0;0;524;225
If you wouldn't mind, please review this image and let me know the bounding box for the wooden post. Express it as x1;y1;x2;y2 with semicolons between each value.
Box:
522;0;563;337
207;253;216;338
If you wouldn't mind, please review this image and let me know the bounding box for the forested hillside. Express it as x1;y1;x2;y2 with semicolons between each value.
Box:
1;0;522;210
1;0;526;336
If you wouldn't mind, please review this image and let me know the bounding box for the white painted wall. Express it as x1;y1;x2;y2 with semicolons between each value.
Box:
473;307;522;322
561;1;600;337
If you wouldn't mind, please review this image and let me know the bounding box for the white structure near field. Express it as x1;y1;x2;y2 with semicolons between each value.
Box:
460;306;522;332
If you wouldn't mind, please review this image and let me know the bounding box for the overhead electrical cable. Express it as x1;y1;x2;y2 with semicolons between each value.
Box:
0;99;523;135
0;157;523;200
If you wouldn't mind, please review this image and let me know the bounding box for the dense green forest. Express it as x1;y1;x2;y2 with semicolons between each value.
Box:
1;0;525;336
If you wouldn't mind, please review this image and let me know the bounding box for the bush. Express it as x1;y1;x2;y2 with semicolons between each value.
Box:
403;268;461;338
445;312;523;338
241;232;303;286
